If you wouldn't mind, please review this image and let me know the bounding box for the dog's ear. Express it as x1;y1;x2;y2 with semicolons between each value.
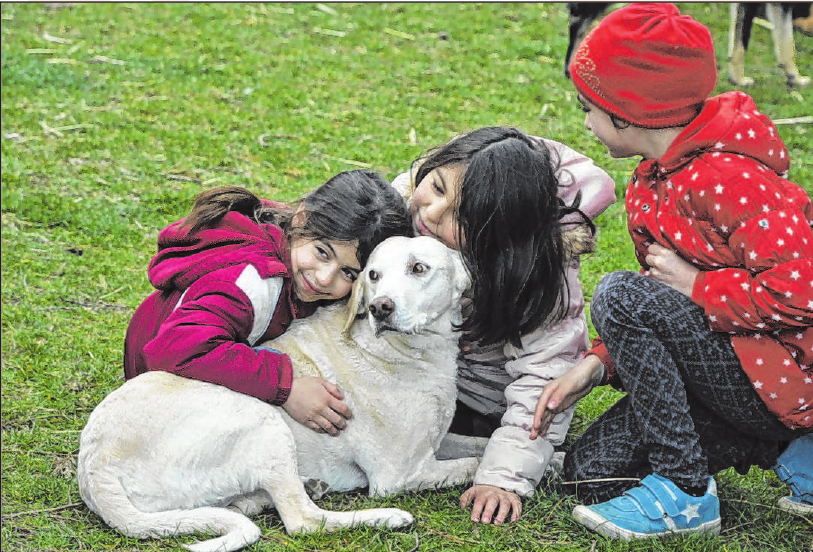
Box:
449;251;471;300
447;251;470;328
342;275;367;336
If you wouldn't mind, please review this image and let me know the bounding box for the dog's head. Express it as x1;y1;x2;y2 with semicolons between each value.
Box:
342;236;470;337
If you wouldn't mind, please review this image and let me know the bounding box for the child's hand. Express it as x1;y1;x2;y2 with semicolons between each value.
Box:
530;355;603;440
460;484;521;525
282;377;352;436
646;243;699;297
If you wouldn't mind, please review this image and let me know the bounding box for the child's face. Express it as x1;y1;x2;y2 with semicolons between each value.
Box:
289;237;361;302
578;94;637;158
411;165;464;250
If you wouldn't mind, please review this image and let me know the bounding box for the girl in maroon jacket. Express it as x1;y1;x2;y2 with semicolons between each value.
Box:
531;3;813;540
124;170;411;436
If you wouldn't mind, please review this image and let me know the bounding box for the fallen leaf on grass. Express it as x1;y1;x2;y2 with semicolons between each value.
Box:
317;3;338;15
384;28;415;40
91;55;125;65
259;133;301;146
40;122;93;137
313;27;345;37
165;173;200;183
43;32;72;45
44;3;73;10
47;58;78;65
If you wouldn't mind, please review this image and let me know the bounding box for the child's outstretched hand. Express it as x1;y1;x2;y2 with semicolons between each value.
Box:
282;377;353;436
530;355;603;440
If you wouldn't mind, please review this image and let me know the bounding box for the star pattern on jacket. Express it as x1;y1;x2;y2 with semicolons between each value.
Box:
619;91;813;429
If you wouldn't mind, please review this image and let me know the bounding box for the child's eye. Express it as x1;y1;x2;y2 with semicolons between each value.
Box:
342;268;358;281
579;104;590;113
432;181;444;195
316;245;329;259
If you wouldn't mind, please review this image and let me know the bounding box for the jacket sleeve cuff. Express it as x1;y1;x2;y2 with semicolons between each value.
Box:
588;339;615;386
273;353;294;405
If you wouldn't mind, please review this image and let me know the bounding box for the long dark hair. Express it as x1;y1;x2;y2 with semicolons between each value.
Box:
417;126;594;347
182;170;412;266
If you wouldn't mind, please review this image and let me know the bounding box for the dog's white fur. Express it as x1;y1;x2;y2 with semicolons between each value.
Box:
78;236;485;552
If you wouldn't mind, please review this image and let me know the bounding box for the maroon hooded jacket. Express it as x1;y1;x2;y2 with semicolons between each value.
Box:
591;91;813;429
123;210;318;405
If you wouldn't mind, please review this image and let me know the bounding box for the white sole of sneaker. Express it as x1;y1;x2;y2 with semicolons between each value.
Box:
572;505;722;540
778;495;813;515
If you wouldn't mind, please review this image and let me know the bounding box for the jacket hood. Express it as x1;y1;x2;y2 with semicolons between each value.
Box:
148;211;290;291
641;91;791;178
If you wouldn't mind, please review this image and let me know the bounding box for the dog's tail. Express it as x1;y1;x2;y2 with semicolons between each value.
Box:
79;467;261;552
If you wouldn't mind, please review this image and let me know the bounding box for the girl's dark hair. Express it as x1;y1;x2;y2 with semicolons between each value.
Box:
182;170;412;266
418;126;593;347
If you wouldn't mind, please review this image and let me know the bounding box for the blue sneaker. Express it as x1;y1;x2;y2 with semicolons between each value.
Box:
572;474;721;539
774;433;813;515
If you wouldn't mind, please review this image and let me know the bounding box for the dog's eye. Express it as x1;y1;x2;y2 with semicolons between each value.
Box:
368;270;379;282
412;263;428;274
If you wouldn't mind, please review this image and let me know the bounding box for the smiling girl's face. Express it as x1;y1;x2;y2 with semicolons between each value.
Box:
289;237;361;302
410;164;464;250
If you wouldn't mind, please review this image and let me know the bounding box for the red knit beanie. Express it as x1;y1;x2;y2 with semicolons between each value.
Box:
569;3;717;129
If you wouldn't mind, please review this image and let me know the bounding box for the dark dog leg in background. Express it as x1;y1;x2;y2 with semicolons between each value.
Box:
563;3;611;78
728;3;760;87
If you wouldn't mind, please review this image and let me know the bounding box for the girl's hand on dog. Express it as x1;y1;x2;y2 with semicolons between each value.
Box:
460;484;522;525
645;243;699;298
282;377;352;436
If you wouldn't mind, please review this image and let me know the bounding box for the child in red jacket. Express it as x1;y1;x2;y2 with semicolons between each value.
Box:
531;3;813;539
124;171;411;435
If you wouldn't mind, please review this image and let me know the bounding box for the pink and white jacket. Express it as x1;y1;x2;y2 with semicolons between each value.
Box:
395;138;617;496
123;209;319;405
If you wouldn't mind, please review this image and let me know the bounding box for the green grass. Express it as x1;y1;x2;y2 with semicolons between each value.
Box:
2;3;812;551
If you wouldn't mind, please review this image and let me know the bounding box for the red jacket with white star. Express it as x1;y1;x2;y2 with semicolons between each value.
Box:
592;91;813;429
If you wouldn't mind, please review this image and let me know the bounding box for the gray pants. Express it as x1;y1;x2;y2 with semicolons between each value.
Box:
564;271;798;503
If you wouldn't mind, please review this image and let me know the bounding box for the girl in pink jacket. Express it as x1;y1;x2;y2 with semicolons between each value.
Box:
394;126;616;525
124;170;411;435
533;3;813;540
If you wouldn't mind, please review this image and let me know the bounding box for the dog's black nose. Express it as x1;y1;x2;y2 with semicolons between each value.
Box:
369;297;395;321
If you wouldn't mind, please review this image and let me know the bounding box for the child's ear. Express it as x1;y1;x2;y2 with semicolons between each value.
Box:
291;203;307;228
342;276;367;336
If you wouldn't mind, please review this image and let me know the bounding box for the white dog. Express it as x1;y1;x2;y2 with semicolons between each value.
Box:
78;236;485;552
